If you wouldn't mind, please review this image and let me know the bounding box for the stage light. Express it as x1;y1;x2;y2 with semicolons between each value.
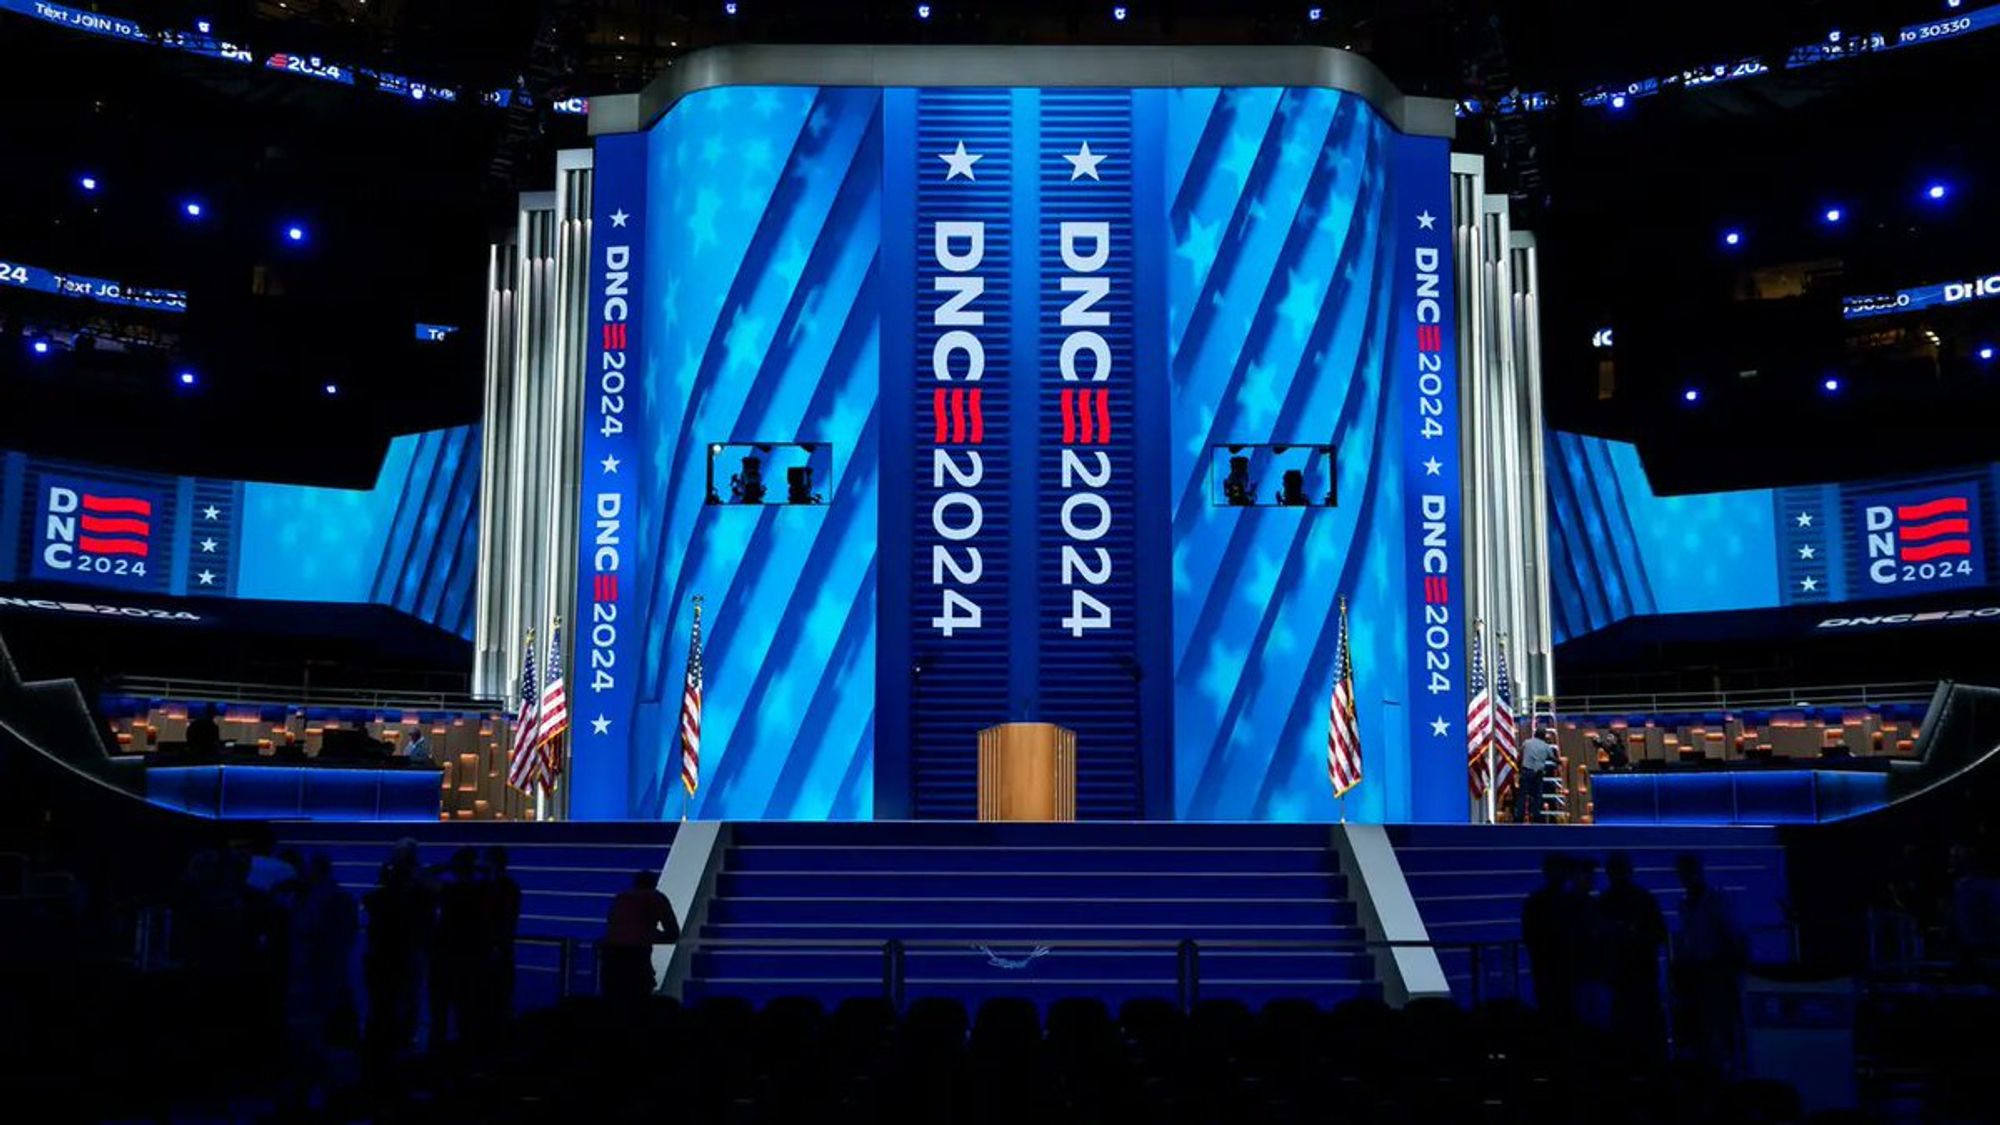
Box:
285;224;307;243
1683;388;1700;403
29;339;50;356
1723;229;1742;247
79;175;98;192
196;18;211;33
178;370;197;386
1981;346;1995;361
323;383;338;395
184;200;204;218
723;1;738;13
1823;376;1841;392
916;3;930;18
1609;94;1627;110
1307;6;1323;21
1926;182;1949;201
1112;5;1128;21
1822;207;1842;225
1949;0;1962;8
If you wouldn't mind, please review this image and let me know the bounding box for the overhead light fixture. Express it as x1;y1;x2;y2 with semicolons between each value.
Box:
184;200;205;218
1822;207;1843;225
1926;182;1949;201
1823;376;1841;392
1112;5;1128;21
79;175;98;192
179;370;198;386
1723;229;1742;247
1683;388;1700;403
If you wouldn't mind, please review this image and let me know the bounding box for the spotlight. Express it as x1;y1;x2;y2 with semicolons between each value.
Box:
1822;207;1843;224
1683;388;1700;403
1823;376;1841;392
184;200;204;218
1723;229;1742;247
916;2;930;18
196;18;211;33
1307;6;1323;21
1980;346;1995;361
1609;94;1627;110
323;383;339;395
178;370;197;386
1112;5;1127;21
723;1;737;13
1926;182;1948;201
30;339;50;356
79;175;98;192
285;224;306;243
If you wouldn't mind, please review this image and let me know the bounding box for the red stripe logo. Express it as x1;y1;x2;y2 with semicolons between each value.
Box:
78;537;149;558
1423;575;1449;604
593;573;619;602
1058;388;1111;445
81;494;151;516
931;388;984;445
1417;324;1442;353
602;322;628;350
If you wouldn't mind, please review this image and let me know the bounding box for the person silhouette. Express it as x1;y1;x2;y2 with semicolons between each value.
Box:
1598;852;1667;1059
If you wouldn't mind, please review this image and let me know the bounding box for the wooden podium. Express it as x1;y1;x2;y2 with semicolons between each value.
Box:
977;722;1076;822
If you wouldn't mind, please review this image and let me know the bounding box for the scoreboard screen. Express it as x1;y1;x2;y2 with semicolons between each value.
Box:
1548;430;2000;643
576;83;1460;824
0;426;480;638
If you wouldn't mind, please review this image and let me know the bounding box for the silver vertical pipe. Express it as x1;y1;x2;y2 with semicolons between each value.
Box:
1511;234;1555;707
1452;154;1494;822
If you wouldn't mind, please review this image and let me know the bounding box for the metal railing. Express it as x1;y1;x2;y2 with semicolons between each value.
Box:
104;674;503;715
516;934;1530;1011
1555;681;1938;718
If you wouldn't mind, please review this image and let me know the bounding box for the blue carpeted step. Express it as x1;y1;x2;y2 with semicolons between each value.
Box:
713;871;1343;899
696;921;1364;942
690;948;1377;982
681;977;1381;1011
723;844;1335;874
704;896;1355;927
729;821;1335;848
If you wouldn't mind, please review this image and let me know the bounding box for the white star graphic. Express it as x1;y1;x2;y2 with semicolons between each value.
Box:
1063;140;1106;180
198;538;217;553
1800;576;1820;593
1423;457;1442;476
1417;210;1437;230
196;569;216;586
590;714;611;735
938;141;982;181
1796;512;1814;528
1798;544;1817;560
601;454;621;475
1430;716;1451;737
610;209;629;228
202;505;220;520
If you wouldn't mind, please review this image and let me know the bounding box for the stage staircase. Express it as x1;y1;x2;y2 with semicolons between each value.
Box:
679;821;1381;1010
271;819;678;1008
1384;824;1791;998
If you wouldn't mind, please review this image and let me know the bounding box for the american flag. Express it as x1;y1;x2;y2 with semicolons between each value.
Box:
679;597;704;797
1466;629;1492;800
1326;597;1362;798
505;629;543;793
532;617;570;784
1493;639;1521;796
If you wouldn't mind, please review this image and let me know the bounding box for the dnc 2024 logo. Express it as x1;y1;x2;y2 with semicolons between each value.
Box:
31;475;163;590
1861;490;1985;592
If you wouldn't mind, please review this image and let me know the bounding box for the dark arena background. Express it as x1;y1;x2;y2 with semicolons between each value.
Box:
4;3;2000;1121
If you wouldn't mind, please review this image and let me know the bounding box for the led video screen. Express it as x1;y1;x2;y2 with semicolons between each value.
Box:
1547;430;2000;643
0;425;480;637
577;85;1458;823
